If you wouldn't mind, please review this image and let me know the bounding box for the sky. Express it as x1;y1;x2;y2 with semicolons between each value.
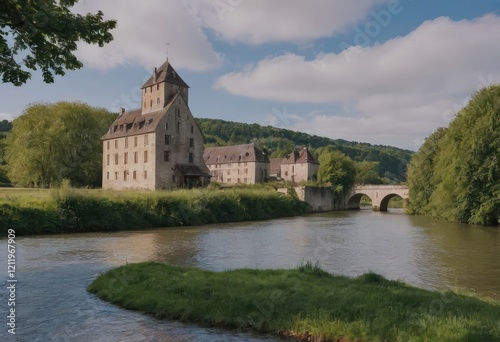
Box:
1;0;500;151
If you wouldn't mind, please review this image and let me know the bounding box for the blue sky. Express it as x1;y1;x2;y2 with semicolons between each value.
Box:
1;0;499;150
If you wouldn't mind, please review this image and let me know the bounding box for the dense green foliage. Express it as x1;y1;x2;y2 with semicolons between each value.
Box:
0;119;12;132
0;186;306;235
5;102;116;187
89;262;500;342
318;150;357;193
0;0;116;85
407;85;500;226
196;118;412;183
0;120;11;166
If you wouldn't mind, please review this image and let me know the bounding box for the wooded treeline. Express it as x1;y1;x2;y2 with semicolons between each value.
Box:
407;85;500;226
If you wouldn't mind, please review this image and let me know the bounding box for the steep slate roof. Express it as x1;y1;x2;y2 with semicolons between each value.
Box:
297;148;319;164
269;158;284;175
281;150;300;164
203;143;270;164
282;148;319;165
101;93;179;140
142;61;189;89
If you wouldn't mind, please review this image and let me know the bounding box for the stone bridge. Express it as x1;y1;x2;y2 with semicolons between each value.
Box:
345;185;409;211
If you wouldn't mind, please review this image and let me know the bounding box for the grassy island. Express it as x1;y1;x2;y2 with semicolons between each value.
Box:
0;186;306;235
88;262;500;342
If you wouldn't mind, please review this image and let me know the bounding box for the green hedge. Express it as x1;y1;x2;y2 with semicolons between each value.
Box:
0;188;306;235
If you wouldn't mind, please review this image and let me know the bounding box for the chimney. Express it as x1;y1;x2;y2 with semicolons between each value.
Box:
119;107;125;116
154;67;157;82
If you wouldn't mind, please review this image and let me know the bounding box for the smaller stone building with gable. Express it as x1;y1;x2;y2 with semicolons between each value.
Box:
101;61;210;190
203;143;270;184
273;148;319;183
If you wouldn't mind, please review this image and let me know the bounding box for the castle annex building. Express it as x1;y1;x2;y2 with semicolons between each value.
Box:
102;61;210;190
269;148;319;183
203;143;270;184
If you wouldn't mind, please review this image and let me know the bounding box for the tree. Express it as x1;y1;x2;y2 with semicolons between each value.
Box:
0;120;12;132
5;102;116;187
355;161;383;184
0;0;116;85
406;85;500;226
317;150;356;194
406;128;446;215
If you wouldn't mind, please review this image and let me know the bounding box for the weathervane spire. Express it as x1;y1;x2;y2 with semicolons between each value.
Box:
165;42;170;64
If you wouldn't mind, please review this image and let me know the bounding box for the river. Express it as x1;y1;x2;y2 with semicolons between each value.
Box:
1;209;499;341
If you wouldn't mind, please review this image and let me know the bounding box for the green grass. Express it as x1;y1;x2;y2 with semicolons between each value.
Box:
88;262;500;342
0;186;306;235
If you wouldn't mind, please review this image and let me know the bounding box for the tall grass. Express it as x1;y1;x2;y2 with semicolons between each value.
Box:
89;262;500;342
0;187;306;235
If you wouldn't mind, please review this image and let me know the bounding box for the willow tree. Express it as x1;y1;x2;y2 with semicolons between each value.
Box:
5;102;116;187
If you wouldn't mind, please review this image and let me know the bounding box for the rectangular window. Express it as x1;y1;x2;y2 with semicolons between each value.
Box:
115;154;118;165
227;178;231;182
125;137;128;148
237;178;240;183
124;152;128;164
107;141;110;150
133;171;136;180
189;153;193;164
191;125;194;134
244;178;247;183
144;150;148;163
164;151;170;162
134;152;138;163
106;172;109;180
144;170;147;179
115;140;118;149
165;134;171;145
134;136;138;147
144;134;148;146
245;168;248;174
189;138;194;147
177;122;180;133
115;172;118;180
106;154;110;166
123;171;127;181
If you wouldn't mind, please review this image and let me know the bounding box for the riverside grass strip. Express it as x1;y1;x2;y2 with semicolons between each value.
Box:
0;187;306;235
88;262;500;342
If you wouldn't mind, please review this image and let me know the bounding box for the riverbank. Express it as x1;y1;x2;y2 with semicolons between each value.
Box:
0;186;306;235
88;262;500;342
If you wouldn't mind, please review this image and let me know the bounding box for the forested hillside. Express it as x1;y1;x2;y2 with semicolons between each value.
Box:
196;118;413;183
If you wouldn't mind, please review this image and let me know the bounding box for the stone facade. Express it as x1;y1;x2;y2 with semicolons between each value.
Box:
102;61;210;190
280;148;319;183
203;143;270;184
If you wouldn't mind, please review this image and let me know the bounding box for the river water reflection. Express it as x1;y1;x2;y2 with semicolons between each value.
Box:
1;209;499;341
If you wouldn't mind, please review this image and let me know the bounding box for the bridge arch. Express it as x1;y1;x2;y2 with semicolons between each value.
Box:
378;193;404;211
345;185;409;212
347;193;371;210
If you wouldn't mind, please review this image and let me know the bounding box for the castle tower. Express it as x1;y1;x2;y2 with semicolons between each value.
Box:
141;61;190;114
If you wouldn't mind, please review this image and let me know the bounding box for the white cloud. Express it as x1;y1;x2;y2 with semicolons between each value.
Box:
0;113;14;121
73;0;222;71
190;0;387;44
71;0;386;70
214;15;500;149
